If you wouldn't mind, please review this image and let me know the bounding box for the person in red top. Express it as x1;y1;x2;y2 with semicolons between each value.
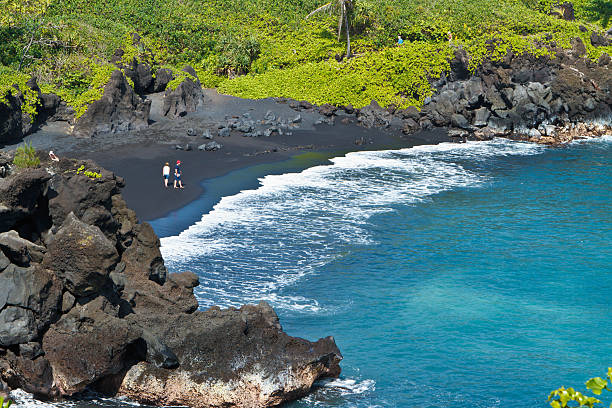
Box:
174;160;184;189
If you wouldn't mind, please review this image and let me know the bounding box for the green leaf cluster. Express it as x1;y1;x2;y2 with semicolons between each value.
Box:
40;60;116;119
165;67;198;91
548;368;612;408
0;396;12;408
0;67;40;121
75;164;102;179
13;142;40;168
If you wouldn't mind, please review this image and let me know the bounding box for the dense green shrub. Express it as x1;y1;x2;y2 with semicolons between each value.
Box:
219;41;452;108
13;142;40;168
215;33;261;75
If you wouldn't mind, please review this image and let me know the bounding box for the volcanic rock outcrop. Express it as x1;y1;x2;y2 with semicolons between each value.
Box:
72;70;151;138
396;44;612;143
0;156;342;406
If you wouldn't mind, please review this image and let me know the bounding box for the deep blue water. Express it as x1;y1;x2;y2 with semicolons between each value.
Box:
156;137;611;408
17;137;611;408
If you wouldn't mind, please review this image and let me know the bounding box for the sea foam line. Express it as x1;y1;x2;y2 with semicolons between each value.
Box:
160;138;544;312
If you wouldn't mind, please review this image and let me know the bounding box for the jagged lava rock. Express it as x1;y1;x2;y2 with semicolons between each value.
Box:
162;67;203;118
72;70;151;138
115;302;342;408
0;156;342;407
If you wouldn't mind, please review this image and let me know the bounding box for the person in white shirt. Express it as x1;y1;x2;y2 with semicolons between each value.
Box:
162;162;170;188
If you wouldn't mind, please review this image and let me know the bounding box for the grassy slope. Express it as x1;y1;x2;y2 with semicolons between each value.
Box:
0;0;611;116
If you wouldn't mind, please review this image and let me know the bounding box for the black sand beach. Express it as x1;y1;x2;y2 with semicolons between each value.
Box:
9;89;451;221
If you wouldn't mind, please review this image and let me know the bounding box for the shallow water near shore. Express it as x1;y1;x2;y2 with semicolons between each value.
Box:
14;136;612;408
159;137;612;408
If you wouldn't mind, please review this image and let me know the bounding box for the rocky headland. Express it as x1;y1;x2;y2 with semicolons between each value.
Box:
0;154;342;406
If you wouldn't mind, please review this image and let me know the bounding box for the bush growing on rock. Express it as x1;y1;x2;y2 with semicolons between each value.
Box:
12;142;39;168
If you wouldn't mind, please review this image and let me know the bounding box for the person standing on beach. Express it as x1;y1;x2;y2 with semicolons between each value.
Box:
162;162;170;188
174;160;184;189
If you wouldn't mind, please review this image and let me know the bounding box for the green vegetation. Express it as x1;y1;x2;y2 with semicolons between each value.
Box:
548;368;612;408
0;0;611;115
0;396;12;408
75;164;102;179
13;142;40;168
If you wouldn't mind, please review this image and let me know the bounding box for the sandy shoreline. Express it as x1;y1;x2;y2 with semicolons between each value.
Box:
10;89;452;222
78;124;450;221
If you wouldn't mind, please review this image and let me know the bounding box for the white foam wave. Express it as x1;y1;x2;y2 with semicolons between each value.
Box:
9;390;146;408
298;377;377;407
160;138;544;312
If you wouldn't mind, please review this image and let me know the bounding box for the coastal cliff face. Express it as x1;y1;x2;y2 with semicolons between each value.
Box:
0;154;342;406
292;44;611;144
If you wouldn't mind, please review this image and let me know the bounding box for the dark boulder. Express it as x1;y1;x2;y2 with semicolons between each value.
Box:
199;141;222;151
120;222;166;285
451;113;470;129
357;101;392;128
0;265;62;346
558;2;575;20
125;63;154;94
153;68;174;93
463;77;484;107
72;70;151;138
48;164;121;229
449;49;470;81
168;271;199;289
0;168;51;232
397;106;420;121
115;302;342;408
0;306;37;346
488;116;513;135
43;213;119;296
0;92;23;146
0;230;46;266
162;77;202;118
299;100;314;110
182;66;200;85
402;118;420;134
591;32;610;47
473;107;491;127
42;297;142;395
318;104;337;117
571;37;586;57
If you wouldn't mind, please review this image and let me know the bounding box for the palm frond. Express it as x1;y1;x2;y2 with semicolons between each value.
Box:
305;2;334;19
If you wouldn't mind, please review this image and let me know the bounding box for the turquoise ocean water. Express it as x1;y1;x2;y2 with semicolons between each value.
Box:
15;137;612;407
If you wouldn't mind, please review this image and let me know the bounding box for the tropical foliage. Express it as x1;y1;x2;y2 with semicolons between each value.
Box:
0;0;611;114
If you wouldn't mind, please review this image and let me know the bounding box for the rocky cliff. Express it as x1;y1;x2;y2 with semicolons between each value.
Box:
0;153;342;407
296;40;611;144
